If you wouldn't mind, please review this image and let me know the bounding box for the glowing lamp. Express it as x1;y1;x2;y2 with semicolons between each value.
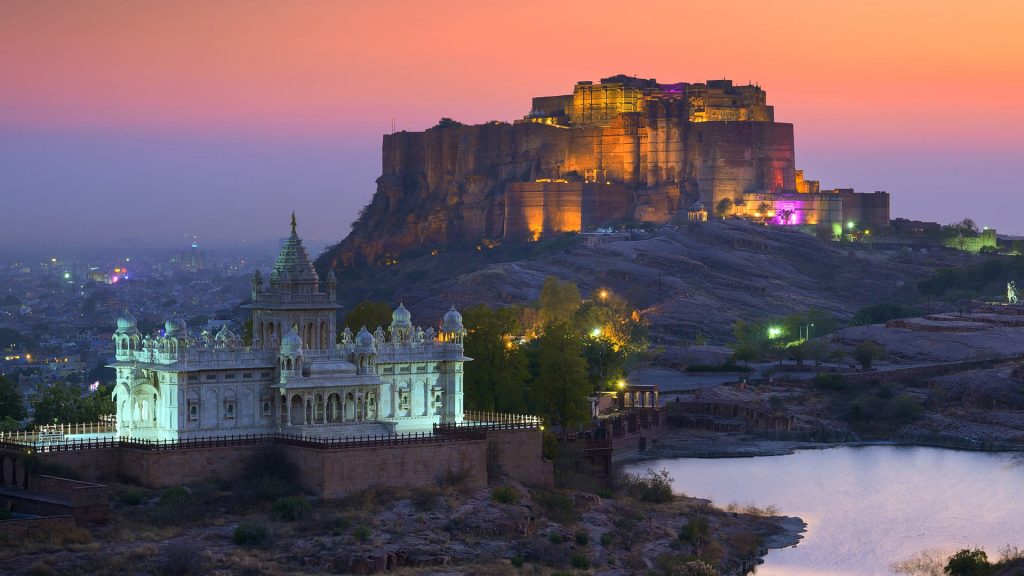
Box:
616;379;626;389
767;326;783;339
847;221;855;230
591;328;602;338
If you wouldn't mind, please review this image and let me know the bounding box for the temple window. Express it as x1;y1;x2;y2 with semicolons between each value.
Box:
188;404;199;421
260;372;271;378
206;374;217;381
188;374;198;382
243;373;253;379
225;373;236;380
262;401;271;416
225;401;235;419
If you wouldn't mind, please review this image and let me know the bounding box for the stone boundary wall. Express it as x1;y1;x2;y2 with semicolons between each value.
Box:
30;475;110;522
840;357;1008;386
289;440;490;498
0;515;75;541
486;429;554;487
7;429;550;496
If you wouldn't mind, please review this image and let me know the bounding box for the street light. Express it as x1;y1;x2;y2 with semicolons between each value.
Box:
591;327;602;338
767;326;783;339
800;323;815;340
598;289;609;301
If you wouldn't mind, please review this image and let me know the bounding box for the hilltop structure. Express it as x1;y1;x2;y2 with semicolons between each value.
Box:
110;215;468;440
326;75;889;268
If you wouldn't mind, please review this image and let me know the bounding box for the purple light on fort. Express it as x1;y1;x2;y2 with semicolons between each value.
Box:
773;201;801;225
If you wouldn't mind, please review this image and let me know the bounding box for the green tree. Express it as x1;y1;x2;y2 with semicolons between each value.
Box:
852;340;885;370
715;198;734;219
0;375;26;421
242;318;253;346
33;381;114;425
539;276;581;326
433;117;465;129
944;548;990;576
731;320;770;363
341;301;393;338
942;218;980;238
531;323;591;434
850;303;917;326
462;305;529;413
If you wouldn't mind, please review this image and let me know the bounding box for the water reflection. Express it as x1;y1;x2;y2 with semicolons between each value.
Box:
626;446;1024;576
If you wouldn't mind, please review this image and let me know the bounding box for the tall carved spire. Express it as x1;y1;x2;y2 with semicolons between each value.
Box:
291;211;297;234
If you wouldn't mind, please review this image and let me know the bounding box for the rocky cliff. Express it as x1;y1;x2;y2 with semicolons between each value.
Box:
320;118;795;270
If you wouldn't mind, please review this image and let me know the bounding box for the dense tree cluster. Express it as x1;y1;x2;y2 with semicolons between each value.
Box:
462;276;648;433
32;381;114;426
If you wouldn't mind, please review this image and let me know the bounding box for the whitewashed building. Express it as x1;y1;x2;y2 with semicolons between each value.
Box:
110;215;467;440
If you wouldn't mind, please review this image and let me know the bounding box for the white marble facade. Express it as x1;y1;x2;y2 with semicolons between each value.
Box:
110;215;467;440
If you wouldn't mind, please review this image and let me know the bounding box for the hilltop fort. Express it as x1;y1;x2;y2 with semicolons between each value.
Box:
325;75;889;268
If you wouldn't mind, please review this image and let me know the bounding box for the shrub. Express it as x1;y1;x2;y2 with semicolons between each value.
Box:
686;361;753;373
270;496;312;522
0;508;12;520
814;373;846;392
510;555;524;567
159;486;190;508
570;553;591;569
353;525;371;543
548;532;563;544
600;533;613;546
158;541;202;576
679;517;708;544
533;490;577;523
240;446;299;502
26;562;53;576
233;522;269;547
122;489;145;506
574;529;590;545
491;486;518;504
326;515;351;536
616;468;674;503
440;467;472;489
944;548;990;576
411;486;441;512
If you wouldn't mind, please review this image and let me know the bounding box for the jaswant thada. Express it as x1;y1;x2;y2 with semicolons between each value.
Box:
110;214;468;441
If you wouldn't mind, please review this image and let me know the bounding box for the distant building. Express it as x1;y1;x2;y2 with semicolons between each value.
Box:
735;190;890;233
180;242;205;271
944;228;998;253
110;215;468;440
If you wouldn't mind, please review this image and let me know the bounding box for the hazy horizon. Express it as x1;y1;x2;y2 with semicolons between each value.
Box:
2;0;1023;250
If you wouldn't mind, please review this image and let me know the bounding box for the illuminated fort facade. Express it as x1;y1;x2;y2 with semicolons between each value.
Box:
110;216;468;441
331;75;890;266
504;75;888;237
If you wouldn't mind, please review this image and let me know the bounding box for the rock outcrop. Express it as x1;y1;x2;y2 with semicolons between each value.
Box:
319;75;798;270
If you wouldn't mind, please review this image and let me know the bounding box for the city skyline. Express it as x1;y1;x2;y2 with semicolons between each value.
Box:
2;0;1023;250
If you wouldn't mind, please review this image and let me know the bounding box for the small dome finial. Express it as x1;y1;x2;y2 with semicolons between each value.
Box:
291;211;297;234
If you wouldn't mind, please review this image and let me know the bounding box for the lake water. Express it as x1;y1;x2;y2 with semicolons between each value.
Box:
626;446;1024;576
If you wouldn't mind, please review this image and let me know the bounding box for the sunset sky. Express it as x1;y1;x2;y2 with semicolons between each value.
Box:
2;0;1023;251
